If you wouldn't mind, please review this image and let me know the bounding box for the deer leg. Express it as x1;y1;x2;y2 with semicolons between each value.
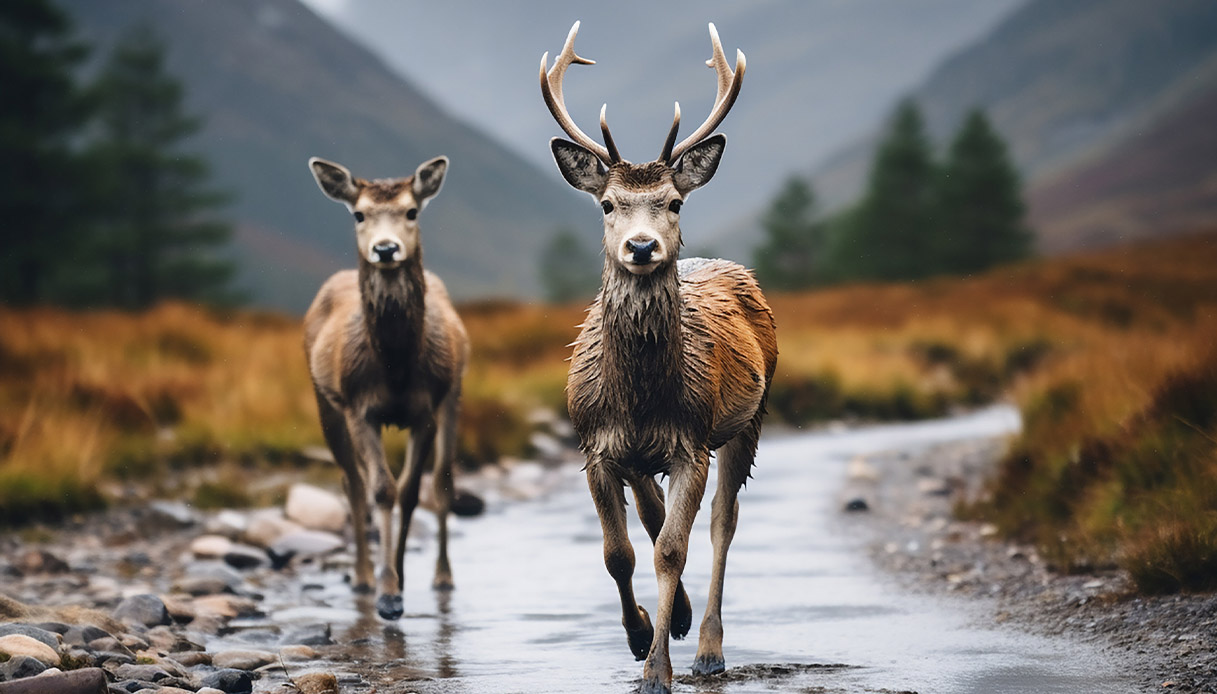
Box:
315;394;373;592
641;456;709;694
632;476;693;640
693;434;753;675
394;419;437;594
429;391;460;590
587;464;654;661
343;412;404;620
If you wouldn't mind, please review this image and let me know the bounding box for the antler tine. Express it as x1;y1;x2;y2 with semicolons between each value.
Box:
658;102;681;163
540;21;616;165
600;104;621;163
667;23;746;163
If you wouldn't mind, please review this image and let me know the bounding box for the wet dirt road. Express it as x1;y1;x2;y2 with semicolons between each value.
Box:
219;406;1137;693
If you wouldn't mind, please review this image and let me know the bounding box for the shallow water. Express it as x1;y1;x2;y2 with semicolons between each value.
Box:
220;406;1136;693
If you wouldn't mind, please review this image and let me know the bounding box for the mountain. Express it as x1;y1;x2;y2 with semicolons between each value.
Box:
60;0;592;312
800;0;1217;255
301;0;1024;259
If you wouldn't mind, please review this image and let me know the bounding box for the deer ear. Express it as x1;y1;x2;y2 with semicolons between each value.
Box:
309;157;360;205
413;156;448;208
551;138;608;197
672;134;726;196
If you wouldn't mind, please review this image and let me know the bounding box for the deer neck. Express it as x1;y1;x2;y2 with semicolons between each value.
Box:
599;260;684;395
359;258;425;382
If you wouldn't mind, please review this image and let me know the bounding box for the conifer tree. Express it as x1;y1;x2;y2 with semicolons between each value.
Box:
753;176;825;290
936;109;1031;273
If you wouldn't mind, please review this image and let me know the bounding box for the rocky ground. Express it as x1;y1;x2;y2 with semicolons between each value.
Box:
840;436;1217;694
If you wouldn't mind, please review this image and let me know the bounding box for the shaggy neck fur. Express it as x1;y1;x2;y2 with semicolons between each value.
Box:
599;258;685;408
359;256;425;387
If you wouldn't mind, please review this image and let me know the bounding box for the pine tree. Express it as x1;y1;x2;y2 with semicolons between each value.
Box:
539;226;600;303
0;0;92;304
936;109;1031;274
753;176;825;291
839;99;939;281
85;25;236;308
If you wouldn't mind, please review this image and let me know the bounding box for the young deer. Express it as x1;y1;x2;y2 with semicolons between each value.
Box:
304;156;469;620
541;22;777;694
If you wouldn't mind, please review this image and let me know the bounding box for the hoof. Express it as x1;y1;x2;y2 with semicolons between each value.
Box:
625;605;654;661
351;582;375;595
638;676;671;694
432;574;454;592
376;594;404;620
691;653;725;676
670;587;692;640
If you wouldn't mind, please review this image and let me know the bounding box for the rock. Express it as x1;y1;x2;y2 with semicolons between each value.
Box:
0;667;107;694
189;535;234;559
451;489;486;517
285;484;347;533
63;625;113;648
112;664;170;683
277;645;317;662
191;595;257;620
200;668;253;694
196;689;226;694
0;654;49;680
0;624;61;651
843;497;870;512
169;651;211;667
917;477;953;496
210;648;276;671
207;510;248;539
268;530;345;562
222;544;268;570
145;500;198;528
243;510;303;549
16;549;70;574
0;633;60;665
846;455;880;482
144;626;202;653
292;672;340;694
281;623;331;647
172;562;243;595
112;595;170;627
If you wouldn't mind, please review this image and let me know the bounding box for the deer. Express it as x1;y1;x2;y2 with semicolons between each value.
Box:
303;155;469;621
540;22;777;694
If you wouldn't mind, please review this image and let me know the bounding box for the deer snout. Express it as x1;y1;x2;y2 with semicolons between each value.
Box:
625;238;659;265
370;240;403;264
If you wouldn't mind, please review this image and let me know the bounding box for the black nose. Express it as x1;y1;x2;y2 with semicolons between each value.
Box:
626;238;658;264
372;242;400;263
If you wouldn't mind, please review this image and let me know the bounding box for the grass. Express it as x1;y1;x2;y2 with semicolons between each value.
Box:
2;231;1216;598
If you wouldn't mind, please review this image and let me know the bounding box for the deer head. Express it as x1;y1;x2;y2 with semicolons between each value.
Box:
309;156;449;268
542;22;744;276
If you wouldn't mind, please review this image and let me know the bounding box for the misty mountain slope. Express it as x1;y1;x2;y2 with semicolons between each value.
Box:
808;0;1217;240
61;0;591;311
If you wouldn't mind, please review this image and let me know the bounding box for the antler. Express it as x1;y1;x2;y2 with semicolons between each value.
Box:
541;21;620;165
661;23;746;164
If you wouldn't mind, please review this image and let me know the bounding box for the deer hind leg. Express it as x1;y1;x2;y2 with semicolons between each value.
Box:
693;430;757;676
316;394;373;592
587;464;654;661
641;454;709;694
429;389;460;590
631;476;694;640
394;418;438;594
343;411;406;620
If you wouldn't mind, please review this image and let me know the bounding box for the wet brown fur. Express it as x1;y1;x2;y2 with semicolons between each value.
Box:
303;167;469;615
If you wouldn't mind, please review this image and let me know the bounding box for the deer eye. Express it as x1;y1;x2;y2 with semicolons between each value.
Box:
406;208;418;221
600;200;614;215
353;211;365;223
668;199;682;214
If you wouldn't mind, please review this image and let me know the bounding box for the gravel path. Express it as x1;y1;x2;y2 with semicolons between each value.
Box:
844;435;1217;694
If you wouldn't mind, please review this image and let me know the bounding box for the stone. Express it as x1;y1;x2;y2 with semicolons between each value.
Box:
112;594;170;627
191;595;257;620
285;483;347;533
293;672;340;694
190;535;234;559
451;489;486;517
145;500;198;528
200;668;253;694
16;549;70;574
277;645;317;662
112;663;171;683
269;530;344;561
0;654;49;680
196;689;226;694
0;633;60;665
210;648;277;670
281;623;331;647
0;624;61;651
222;544;268;570
243;510;302;549
843;497;870;512
0;668;107;694
173;562;243;595
63;625;113;648
169;651;211;667
207;510;248;539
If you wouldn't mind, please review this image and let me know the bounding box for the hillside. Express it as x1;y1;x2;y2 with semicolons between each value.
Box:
60;0;591;312
803;0;1217;252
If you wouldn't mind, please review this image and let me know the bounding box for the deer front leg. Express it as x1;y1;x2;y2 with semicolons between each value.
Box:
429;392;460;590
394;418;437;594
315;395;373;592
587;464;654;660
642;456;709;694
344;412;404;620
631;476;694;640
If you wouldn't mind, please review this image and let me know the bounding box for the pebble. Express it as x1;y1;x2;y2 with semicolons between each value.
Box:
269;529;345;560
0;654;49;680
17;549;70;574
112;663;172;683
278;644;318;661
0;624;62;650
843;497;870;512
200;668;253;694
292;672;340;694
281;623;332;647
243;510;303;549
145;501;199;529
211;648;277;670
222;544;268;570
285;484;347;533
190;535;234;559
0;633;61;665
112;594;170;627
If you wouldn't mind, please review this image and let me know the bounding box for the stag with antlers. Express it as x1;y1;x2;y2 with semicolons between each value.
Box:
540;22;777;694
